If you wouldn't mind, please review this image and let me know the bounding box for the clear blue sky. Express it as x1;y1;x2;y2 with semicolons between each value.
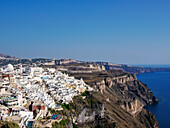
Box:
0;0;170;64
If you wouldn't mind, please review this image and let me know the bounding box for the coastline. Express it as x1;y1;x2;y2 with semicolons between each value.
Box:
137;71;170;128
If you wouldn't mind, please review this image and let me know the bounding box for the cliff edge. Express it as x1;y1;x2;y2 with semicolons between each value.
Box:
69;70;158;128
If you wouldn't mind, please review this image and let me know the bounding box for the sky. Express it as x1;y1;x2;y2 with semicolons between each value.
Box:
0;0;170;64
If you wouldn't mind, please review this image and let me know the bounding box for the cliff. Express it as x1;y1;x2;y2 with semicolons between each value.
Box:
0;56;160;127
0;56;170;74
96;62;170;74
69;70;158;128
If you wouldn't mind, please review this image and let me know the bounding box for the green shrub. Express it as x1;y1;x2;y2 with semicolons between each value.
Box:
0;121;19;128
62;103;70;110
52;118;70;128
73;123;78;128
81;90;89;96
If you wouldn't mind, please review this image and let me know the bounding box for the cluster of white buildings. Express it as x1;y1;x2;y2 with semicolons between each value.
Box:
0;64;93;127
45;72;89;104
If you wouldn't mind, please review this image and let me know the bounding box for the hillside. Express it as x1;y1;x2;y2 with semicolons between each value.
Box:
67;70;158;128
0;53;17;60
0;55;160;127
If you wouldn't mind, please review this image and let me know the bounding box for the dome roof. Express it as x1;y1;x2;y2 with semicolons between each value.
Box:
6;64;14;72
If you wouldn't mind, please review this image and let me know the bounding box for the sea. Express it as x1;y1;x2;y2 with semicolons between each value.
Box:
137;70;170;128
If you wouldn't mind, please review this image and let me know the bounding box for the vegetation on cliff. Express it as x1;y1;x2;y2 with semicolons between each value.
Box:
0;121;19;128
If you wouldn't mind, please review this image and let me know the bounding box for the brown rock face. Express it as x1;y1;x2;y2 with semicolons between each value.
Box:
69;70;158;128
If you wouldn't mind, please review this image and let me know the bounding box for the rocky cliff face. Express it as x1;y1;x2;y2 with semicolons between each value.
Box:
69;93;114;128
77;103;104;123
81;72;158;114
87;63;106;71
69;70;158;128
96;62;170;74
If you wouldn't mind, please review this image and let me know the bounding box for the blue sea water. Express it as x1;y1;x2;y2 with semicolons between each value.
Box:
137;71;170;128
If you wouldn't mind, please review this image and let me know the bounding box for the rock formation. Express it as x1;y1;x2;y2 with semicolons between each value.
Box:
69;70;158;128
